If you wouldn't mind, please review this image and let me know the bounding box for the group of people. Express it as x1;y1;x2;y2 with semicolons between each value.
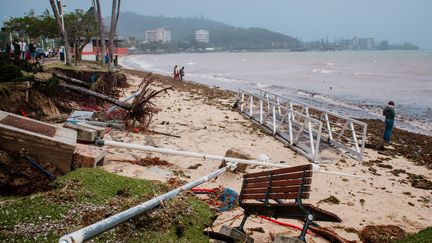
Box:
173;65;185;81
6;39;37;61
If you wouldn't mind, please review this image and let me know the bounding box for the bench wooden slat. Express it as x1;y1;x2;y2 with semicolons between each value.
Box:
244;171;312;184
243;178;312;189
244;164;312;178
242;192;310;200
242;185;311;194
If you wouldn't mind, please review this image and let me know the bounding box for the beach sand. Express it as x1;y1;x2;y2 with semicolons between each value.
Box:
101;69;432;242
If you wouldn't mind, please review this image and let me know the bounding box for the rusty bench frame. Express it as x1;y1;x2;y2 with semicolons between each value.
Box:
236;164;341;242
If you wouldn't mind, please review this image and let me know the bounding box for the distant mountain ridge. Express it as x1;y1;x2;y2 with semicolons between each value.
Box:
113;12;300;50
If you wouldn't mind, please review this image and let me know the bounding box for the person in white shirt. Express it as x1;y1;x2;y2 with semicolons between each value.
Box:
21;40;27;60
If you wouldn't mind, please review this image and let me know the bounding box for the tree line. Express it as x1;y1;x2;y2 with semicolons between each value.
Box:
1;0;121;71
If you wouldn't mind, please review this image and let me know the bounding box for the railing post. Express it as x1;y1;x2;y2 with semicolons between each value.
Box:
307;118;315;158
288;111;293;144
259;99;263;124
324;113;333;141
350;121;360;153
240;92;244;112
249;96;253;117
276;97;282;115
272;104;277;135
289;101;295;122
360;123;367;161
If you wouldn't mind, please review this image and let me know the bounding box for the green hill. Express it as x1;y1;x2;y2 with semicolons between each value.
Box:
114;12;300;50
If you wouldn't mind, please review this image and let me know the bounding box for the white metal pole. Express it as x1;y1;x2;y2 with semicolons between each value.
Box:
97;139;288;168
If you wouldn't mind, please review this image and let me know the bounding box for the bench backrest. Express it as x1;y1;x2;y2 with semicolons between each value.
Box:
239;164;313;204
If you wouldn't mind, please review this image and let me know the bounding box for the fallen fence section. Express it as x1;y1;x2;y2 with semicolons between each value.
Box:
237;90;323;162
59;164;234;243
257;89;367;161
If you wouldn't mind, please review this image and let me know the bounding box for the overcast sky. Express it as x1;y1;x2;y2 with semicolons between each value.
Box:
1;0;431;48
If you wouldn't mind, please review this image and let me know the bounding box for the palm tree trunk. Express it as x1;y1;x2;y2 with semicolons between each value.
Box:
95;0;106;65
50;0;71;65
108;0;120;72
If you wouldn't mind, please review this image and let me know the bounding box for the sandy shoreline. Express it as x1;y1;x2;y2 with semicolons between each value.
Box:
99;68;431;242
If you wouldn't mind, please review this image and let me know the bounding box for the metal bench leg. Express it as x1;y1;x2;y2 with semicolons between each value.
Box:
298;213;313;242
236;212;250;232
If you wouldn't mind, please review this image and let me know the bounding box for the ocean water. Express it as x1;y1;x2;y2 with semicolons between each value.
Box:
120;51;432;135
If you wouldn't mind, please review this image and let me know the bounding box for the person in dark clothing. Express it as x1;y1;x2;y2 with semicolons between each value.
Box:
180;66;185;81
383;101;396;144
29;41;36;61
12;40;20;58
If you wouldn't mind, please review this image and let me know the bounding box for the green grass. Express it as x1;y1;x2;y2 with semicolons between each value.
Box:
394;227;432;243
57;168;158;204
0;168;214;242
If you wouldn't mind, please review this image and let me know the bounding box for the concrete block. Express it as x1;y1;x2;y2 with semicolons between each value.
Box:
64;123;98;142
273;234;304;243
217;225;254;243
0;111;76;173
76;122;105;138
73;144;107;168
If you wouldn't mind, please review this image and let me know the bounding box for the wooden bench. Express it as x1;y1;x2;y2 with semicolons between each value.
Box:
236;164;341;242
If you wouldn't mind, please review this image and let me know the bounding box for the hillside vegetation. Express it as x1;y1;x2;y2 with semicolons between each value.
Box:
114;12;300;50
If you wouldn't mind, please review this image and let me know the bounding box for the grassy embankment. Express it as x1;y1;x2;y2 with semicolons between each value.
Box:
0;168;214;242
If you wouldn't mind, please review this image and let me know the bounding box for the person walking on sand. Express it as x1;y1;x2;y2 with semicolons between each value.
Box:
173;65;179;80
383;101;396;144
180;66;185;81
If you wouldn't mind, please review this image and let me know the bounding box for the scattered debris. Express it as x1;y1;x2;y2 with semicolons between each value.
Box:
188;163;202;170
113;157;172;167
219;149;251;173
319;195;341;205
359;225;406;243
248;227;265;233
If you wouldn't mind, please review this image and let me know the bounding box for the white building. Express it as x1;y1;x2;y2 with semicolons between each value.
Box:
195;29;209;43
145;28;171;43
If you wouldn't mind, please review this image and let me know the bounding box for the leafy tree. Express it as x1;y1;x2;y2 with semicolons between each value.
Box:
64;9;98;62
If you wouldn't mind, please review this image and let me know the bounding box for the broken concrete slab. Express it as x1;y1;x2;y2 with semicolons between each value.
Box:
0;111;76;173
73;144;107;168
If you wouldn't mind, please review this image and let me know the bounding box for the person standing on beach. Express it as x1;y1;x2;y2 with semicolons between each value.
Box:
383;101;396;144
180;66;185;81
173;65;179;80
